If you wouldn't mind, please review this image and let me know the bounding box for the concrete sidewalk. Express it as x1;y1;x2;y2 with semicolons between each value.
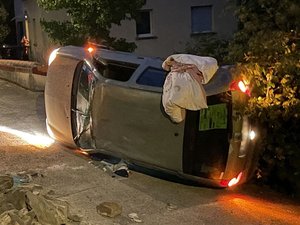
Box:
0;59;47;92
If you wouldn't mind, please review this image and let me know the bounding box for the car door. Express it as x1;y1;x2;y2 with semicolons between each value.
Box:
92;65;184;172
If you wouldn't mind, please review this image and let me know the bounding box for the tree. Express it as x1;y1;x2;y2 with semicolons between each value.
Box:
0;2;9;43
185;33;230;65
37;0;144;51
228;0;300;197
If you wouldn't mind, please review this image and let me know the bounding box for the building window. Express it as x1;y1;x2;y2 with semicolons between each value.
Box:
191;6;212;34
136;10;152;38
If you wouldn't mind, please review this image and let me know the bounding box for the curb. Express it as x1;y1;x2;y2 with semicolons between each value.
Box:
0;60;47;92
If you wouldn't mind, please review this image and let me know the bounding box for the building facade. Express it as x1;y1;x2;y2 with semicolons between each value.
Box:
14;0;70;63
14;0;237;64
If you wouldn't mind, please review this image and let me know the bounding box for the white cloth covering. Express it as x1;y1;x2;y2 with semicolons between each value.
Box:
162;54;218;84
162;54;218;123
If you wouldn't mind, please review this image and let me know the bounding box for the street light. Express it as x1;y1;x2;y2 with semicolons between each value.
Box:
24;11;30;41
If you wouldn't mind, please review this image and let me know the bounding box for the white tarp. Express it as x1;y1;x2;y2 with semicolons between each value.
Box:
162;54;218;123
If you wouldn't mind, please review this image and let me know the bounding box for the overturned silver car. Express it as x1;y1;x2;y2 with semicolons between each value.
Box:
45;46;259;188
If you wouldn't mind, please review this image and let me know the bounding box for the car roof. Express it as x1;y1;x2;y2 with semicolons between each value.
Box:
56;46;233;95
94;48;162;66
57;45;163;66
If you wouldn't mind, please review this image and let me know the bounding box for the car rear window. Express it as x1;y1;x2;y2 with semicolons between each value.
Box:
137;67;166;87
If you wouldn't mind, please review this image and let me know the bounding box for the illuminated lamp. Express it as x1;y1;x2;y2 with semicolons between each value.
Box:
220;172;243;187
87;46;94;54
230;80;251;96
249;130;256;140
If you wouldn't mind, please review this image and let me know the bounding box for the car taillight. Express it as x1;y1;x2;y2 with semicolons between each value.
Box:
220;172;243;187
230;80;251;96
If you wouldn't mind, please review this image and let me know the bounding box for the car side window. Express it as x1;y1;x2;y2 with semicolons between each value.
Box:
137;67;166;87
93;59;138;82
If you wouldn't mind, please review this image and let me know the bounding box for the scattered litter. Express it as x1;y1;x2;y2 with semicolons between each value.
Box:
47;189;55;195
70;166;85;170
96;202;122;218
12;174;32;185
128;213;143;223
90;156;130;178
30;171;44;178
0;174;83;225
9;171;44;188
68;213;83;222
0;175;13;193
166;203;178;211
19;170;44;178
114;168;129;177
47;164;67;170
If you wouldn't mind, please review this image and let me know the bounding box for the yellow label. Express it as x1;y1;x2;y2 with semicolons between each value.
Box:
199;103;228;131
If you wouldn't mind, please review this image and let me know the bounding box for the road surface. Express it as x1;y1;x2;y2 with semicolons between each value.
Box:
0;79;299;225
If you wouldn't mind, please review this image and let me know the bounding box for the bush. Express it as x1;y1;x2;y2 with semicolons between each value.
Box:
228;0;300;198
185;33;230;65
0;3;9;43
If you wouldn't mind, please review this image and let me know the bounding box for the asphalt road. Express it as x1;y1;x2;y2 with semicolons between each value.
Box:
0;79;299;225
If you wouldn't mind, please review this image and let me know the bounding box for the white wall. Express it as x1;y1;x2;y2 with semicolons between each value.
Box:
20;0;237;63
20;0;69;63
110;0;237;58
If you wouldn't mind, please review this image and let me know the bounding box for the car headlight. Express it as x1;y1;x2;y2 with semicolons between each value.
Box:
48;48;60;66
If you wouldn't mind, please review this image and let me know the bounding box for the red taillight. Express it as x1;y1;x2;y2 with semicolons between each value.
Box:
238;81;247;93
220;172;243;187
230;80;251;96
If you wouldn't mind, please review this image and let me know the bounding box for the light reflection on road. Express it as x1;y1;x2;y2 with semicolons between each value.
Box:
218;194;300;225
0;126;54;148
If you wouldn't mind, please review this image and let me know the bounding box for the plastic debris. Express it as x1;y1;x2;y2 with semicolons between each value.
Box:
166;203;178;211
90;155;130;178
128;213;143;223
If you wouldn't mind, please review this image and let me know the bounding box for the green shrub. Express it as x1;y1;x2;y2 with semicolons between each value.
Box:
228;0;300;198
0;3;9;43
185;33;230;65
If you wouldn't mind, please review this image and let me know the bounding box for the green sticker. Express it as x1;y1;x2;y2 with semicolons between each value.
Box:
199;103;228;131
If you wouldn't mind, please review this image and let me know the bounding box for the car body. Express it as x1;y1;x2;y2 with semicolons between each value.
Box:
45;45;259;188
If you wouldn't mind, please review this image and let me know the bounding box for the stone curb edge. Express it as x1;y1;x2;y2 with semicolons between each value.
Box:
0;60;47;92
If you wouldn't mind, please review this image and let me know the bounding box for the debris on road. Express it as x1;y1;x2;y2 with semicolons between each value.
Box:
89;154;130;178
96;201;122;218
11;170;44;186
128;212;143;223
0;174;83;225
166;203;178;211
0;175;13;193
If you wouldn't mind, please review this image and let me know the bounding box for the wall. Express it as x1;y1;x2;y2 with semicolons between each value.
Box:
15;0;69;64
110;0;237;58
18;0;237;63
0;60;46;91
